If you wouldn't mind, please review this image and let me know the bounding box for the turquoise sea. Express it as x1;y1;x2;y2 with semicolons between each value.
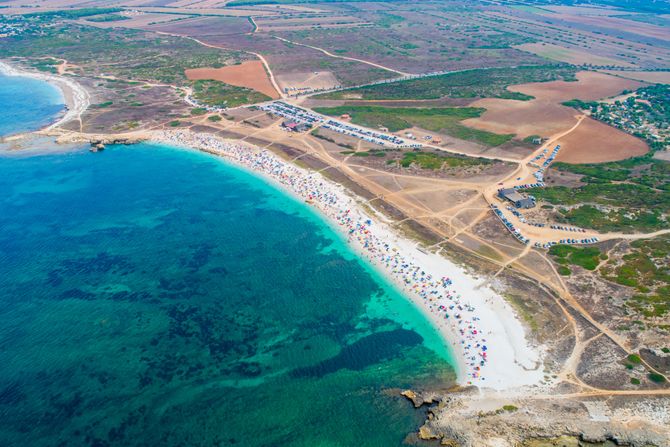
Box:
0;73;65;137
0;78;455;446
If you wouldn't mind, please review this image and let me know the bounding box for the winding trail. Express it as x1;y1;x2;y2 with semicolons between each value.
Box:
154;31;284;99
272;35;410;76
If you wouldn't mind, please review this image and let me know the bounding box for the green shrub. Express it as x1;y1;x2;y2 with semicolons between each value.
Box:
557;266;571;276
548;245;602;271
648;373;667;383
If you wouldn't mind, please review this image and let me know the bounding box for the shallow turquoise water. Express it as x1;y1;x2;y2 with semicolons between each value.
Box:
0;142;455;446
0;73;65;137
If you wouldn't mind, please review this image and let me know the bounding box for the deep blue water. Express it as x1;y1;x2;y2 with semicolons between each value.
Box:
0;73;65;137
0;142;455;446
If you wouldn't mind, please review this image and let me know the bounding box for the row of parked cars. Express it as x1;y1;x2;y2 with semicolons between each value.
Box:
550;225;586;233
491;204;530;245
261;101;323;125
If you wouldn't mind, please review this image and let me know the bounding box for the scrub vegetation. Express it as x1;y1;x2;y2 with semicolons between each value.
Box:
601;236;670;319
0;19;248;85
316;65;577;101
191;80;271;108
389;152;493;170
530;155;670;233
548;245;604;271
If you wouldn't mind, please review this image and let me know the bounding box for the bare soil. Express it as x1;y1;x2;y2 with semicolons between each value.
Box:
185;61;280;99
555;117;649;163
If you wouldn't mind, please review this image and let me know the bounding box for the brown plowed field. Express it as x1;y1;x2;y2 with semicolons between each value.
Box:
462;72;645;152
555;117;648;164
508;71;645;102
185;61;280;99
463;97;579;138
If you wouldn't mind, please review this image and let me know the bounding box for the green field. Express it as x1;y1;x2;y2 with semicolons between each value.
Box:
315;65;577;101
548;245;604;272
23;7;123;19
313;105;514;147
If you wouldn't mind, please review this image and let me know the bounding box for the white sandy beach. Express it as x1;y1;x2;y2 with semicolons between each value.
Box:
151;129;545;392
0;60;90;131
9;60;545;391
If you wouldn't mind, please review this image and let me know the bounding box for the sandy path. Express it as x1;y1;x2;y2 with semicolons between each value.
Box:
154;31;285;99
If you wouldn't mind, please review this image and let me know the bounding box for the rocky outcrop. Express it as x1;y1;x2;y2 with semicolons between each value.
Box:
401;389;439;408
408;388;669;447
89;137;139;152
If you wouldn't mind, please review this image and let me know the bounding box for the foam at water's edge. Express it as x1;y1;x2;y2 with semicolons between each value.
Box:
0;72;65;137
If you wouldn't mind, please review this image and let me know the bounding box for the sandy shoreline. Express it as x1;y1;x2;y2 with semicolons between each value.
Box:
0;60;90;132
148;129;545;392
9;61;544;392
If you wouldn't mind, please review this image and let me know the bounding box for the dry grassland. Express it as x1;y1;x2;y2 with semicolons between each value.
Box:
275;71;339;92
516;43;635;67
600;70;670;84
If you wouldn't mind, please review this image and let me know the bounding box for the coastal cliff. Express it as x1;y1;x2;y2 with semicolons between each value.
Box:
401;387;669;447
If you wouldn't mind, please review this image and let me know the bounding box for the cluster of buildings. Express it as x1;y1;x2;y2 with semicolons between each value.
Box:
590;91;668;148
281;120;312;133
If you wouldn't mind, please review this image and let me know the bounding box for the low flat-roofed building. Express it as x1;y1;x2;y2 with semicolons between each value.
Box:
281;120;312;132
498;188;536;209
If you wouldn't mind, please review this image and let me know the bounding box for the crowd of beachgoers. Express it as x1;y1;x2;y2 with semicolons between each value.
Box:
154;130;496;385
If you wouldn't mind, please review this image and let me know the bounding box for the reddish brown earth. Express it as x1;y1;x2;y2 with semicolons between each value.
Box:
508;71;645;102
462;71;648;162
555;117;649;164
185;61;280;99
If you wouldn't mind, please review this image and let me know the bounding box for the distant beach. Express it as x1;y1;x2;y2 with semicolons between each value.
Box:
0;60;89;133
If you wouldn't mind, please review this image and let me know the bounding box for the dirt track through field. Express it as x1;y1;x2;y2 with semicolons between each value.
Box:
272;35;409;76
462;71;648;162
